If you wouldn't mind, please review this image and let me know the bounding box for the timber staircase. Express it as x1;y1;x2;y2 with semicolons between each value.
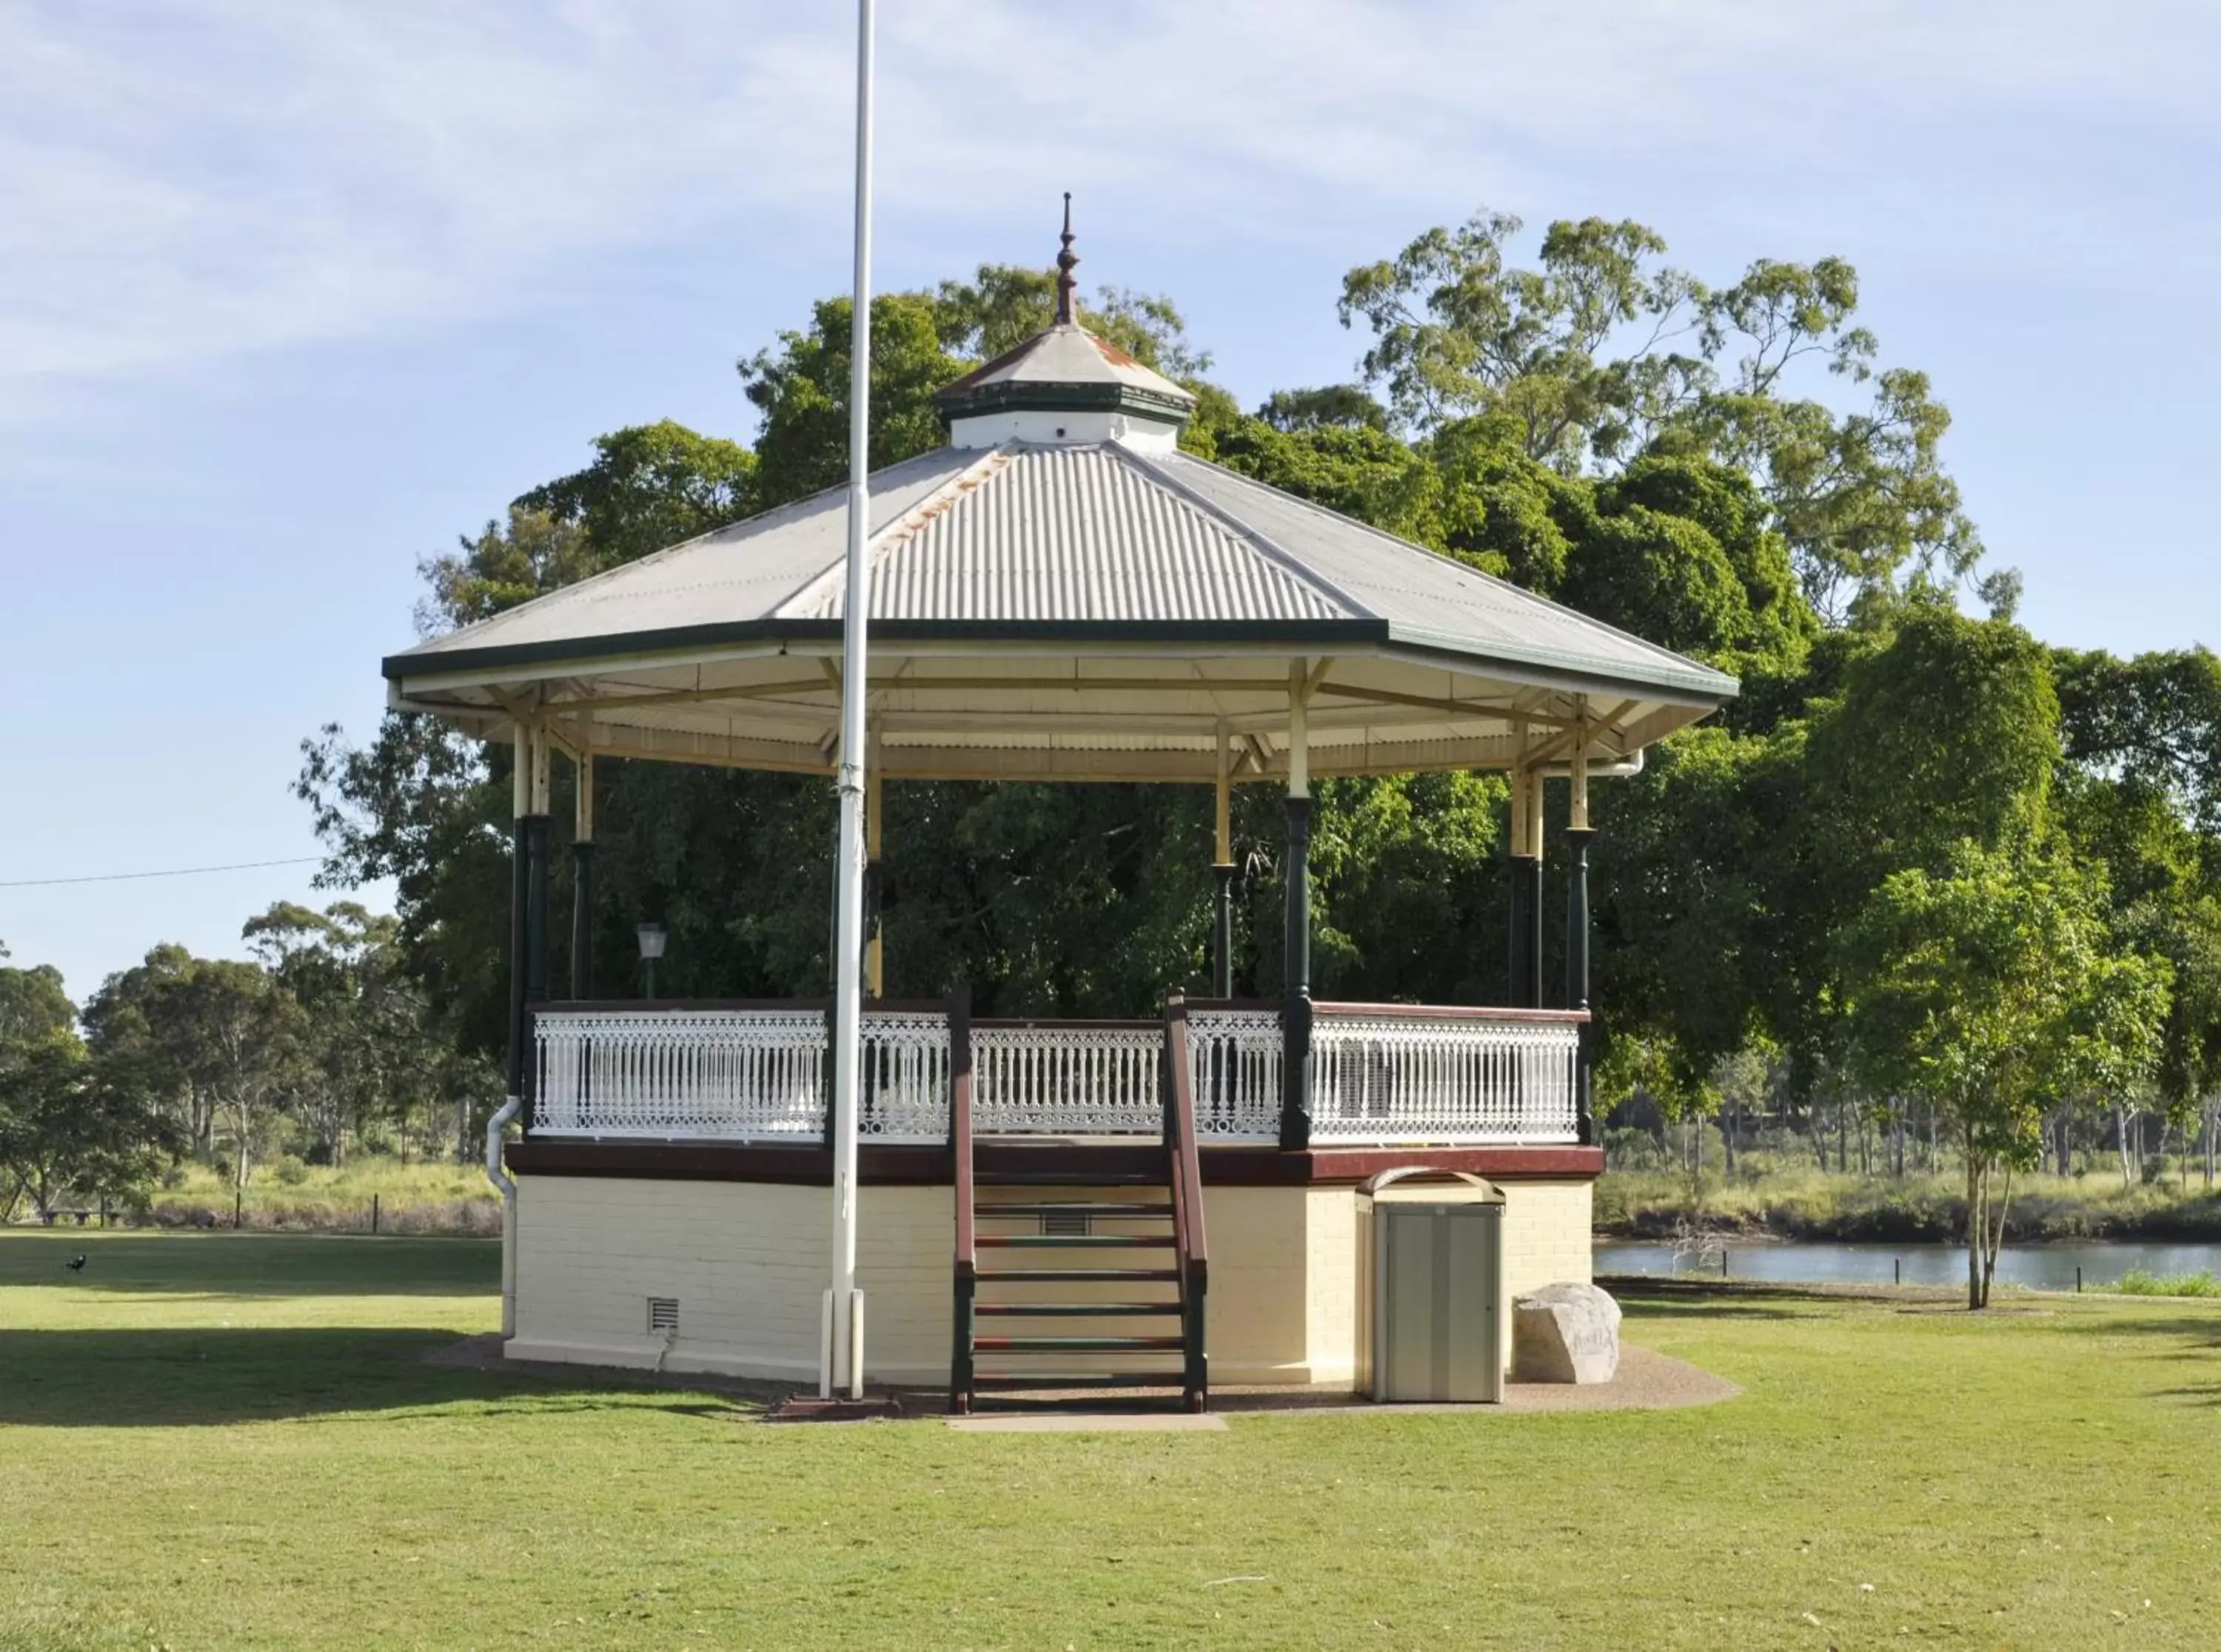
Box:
949;1000;1210;1414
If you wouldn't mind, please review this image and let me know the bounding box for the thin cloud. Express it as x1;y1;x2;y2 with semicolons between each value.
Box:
1;0;2214;397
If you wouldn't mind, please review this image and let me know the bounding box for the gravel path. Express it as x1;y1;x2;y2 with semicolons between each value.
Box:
431;1334;1736;1417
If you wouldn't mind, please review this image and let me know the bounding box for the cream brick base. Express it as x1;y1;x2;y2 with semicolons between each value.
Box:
508;1172;1593;1389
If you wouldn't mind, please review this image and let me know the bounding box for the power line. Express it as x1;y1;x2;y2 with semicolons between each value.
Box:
0;856;325;890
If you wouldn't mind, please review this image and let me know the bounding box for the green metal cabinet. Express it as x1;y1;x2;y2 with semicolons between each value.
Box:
1361;1170;1504;1404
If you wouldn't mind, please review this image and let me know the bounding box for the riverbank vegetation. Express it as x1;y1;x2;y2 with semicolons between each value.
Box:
9;1229;2221;1649
2117;1268;2221;1298
1597;1159;2221;1244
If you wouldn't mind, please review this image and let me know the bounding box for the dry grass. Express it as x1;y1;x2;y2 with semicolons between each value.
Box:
129;1157;500;1235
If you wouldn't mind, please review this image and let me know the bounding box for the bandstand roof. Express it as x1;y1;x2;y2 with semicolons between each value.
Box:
385;246;1735;785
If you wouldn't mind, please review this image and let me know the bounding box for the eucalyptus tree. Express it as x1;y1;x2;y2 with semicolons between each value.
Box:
0;958;175;1219
1337;209;1993;620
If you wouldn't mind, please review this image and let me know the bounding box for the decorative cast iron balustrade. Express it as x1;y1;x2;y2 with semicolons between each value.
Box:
970;1022;1164;1135
527;1001;1581;1146
532;1007;826;1140
854;1011;951;1142
1308;1007;1581;1145
1184;1009;1284;1139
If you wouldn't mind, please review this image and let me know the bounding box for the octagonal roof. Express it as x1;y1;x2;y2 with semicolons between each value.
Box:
386;432;1735;784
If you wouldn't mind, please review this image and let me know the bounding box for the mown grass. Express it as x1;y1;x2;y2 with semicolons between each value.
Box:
6;1230;2221;1649
1598;1161;2221;1243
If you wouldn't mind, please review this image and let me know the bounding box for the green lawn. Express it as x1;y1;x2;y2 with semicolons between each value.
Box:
4;1233;2218;1649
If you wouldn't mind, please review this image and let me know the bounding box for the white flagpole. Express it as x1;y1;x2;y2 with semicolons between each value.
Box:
824;0;877;1402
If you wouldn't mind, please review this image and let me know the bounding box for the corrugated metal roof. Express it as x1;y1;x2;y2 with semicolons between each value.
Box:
797;446;1341;624
1152;451;1737;694
395;446;977;663
386;432;1735;706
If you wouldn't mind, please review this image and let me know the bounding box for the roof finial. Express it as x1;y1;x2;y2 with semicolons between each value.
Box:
1054;192;1079;326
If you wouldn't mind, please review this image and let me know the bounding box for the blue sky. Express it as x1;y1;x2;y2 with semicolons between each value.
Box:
2;0;2217;1002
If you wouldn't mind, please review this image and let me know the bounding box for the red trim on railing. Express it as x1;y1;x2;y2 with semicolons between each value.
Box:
970;1017;1162;1032
948;990;976;1416
951;1001;976;1272
1313;1001;1590;1023
1163;996;1210;1412
527;998;833;1013
503;1138;1605;1184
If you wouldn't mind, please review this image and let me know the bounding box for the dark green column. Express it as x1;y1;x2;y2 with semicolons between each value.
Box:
1279;796;1313;1151
1212;864;1236;998
1565;825;1595;1144
522;816;552;1007
1508;851;1535;1010
506;816;529;1103
569;841;597;999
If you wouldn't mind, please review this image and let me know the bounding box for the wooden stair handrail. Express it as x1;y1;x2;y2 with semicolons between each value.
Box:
948;987;976;1415
1163;995;1210;1411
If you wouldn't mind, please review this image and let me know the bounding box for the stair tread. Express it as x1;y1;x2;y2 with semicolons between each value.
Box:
974;1335;1187;1352
976;1235;1173;1249
976;1202;1174;1217
974;1302;1178;1317
975;1267;1181;1282
973;1373;1185;1389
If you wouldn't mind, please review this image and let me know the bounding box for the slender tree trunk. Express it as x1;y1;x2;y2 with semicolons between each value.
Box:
1972;1128;1990;1306
234;1098;251;1230
1983;1160;2015;1306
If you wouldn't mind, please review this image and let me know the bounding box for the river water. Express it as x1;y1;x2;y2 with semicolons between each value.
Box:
1593;1238;2221;1292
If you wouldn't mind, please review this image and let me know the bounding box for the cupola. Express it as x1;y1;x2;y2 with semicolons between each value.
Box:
933;197;1196;452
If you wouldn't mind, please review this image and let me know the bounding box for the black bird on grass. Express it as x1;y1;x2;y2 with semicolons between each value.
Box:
65;1254;87;1272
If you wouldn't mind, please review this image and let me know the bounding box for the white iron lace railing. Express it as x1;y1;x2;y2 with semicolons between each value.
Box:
532;1001;1580;1146
1307;1007;1581;1145
856;1011;950;1143
1185;1009;1284;1141
532;1007;827;1140
971;1021;1164;1135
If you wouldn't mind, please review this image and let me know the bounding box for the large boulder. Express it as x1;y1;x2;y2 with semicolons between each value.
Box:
1512;1281;1621;1384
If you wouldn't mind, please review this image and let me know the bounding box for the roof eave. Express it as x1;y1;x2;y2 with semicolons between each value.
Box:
1381;622;1739;708
385;614;1736;720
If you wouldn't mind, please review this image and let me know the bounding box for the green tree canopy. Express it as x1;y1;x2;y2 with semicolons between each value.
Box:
1338;209;1990;620
1837;839;2169;1305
